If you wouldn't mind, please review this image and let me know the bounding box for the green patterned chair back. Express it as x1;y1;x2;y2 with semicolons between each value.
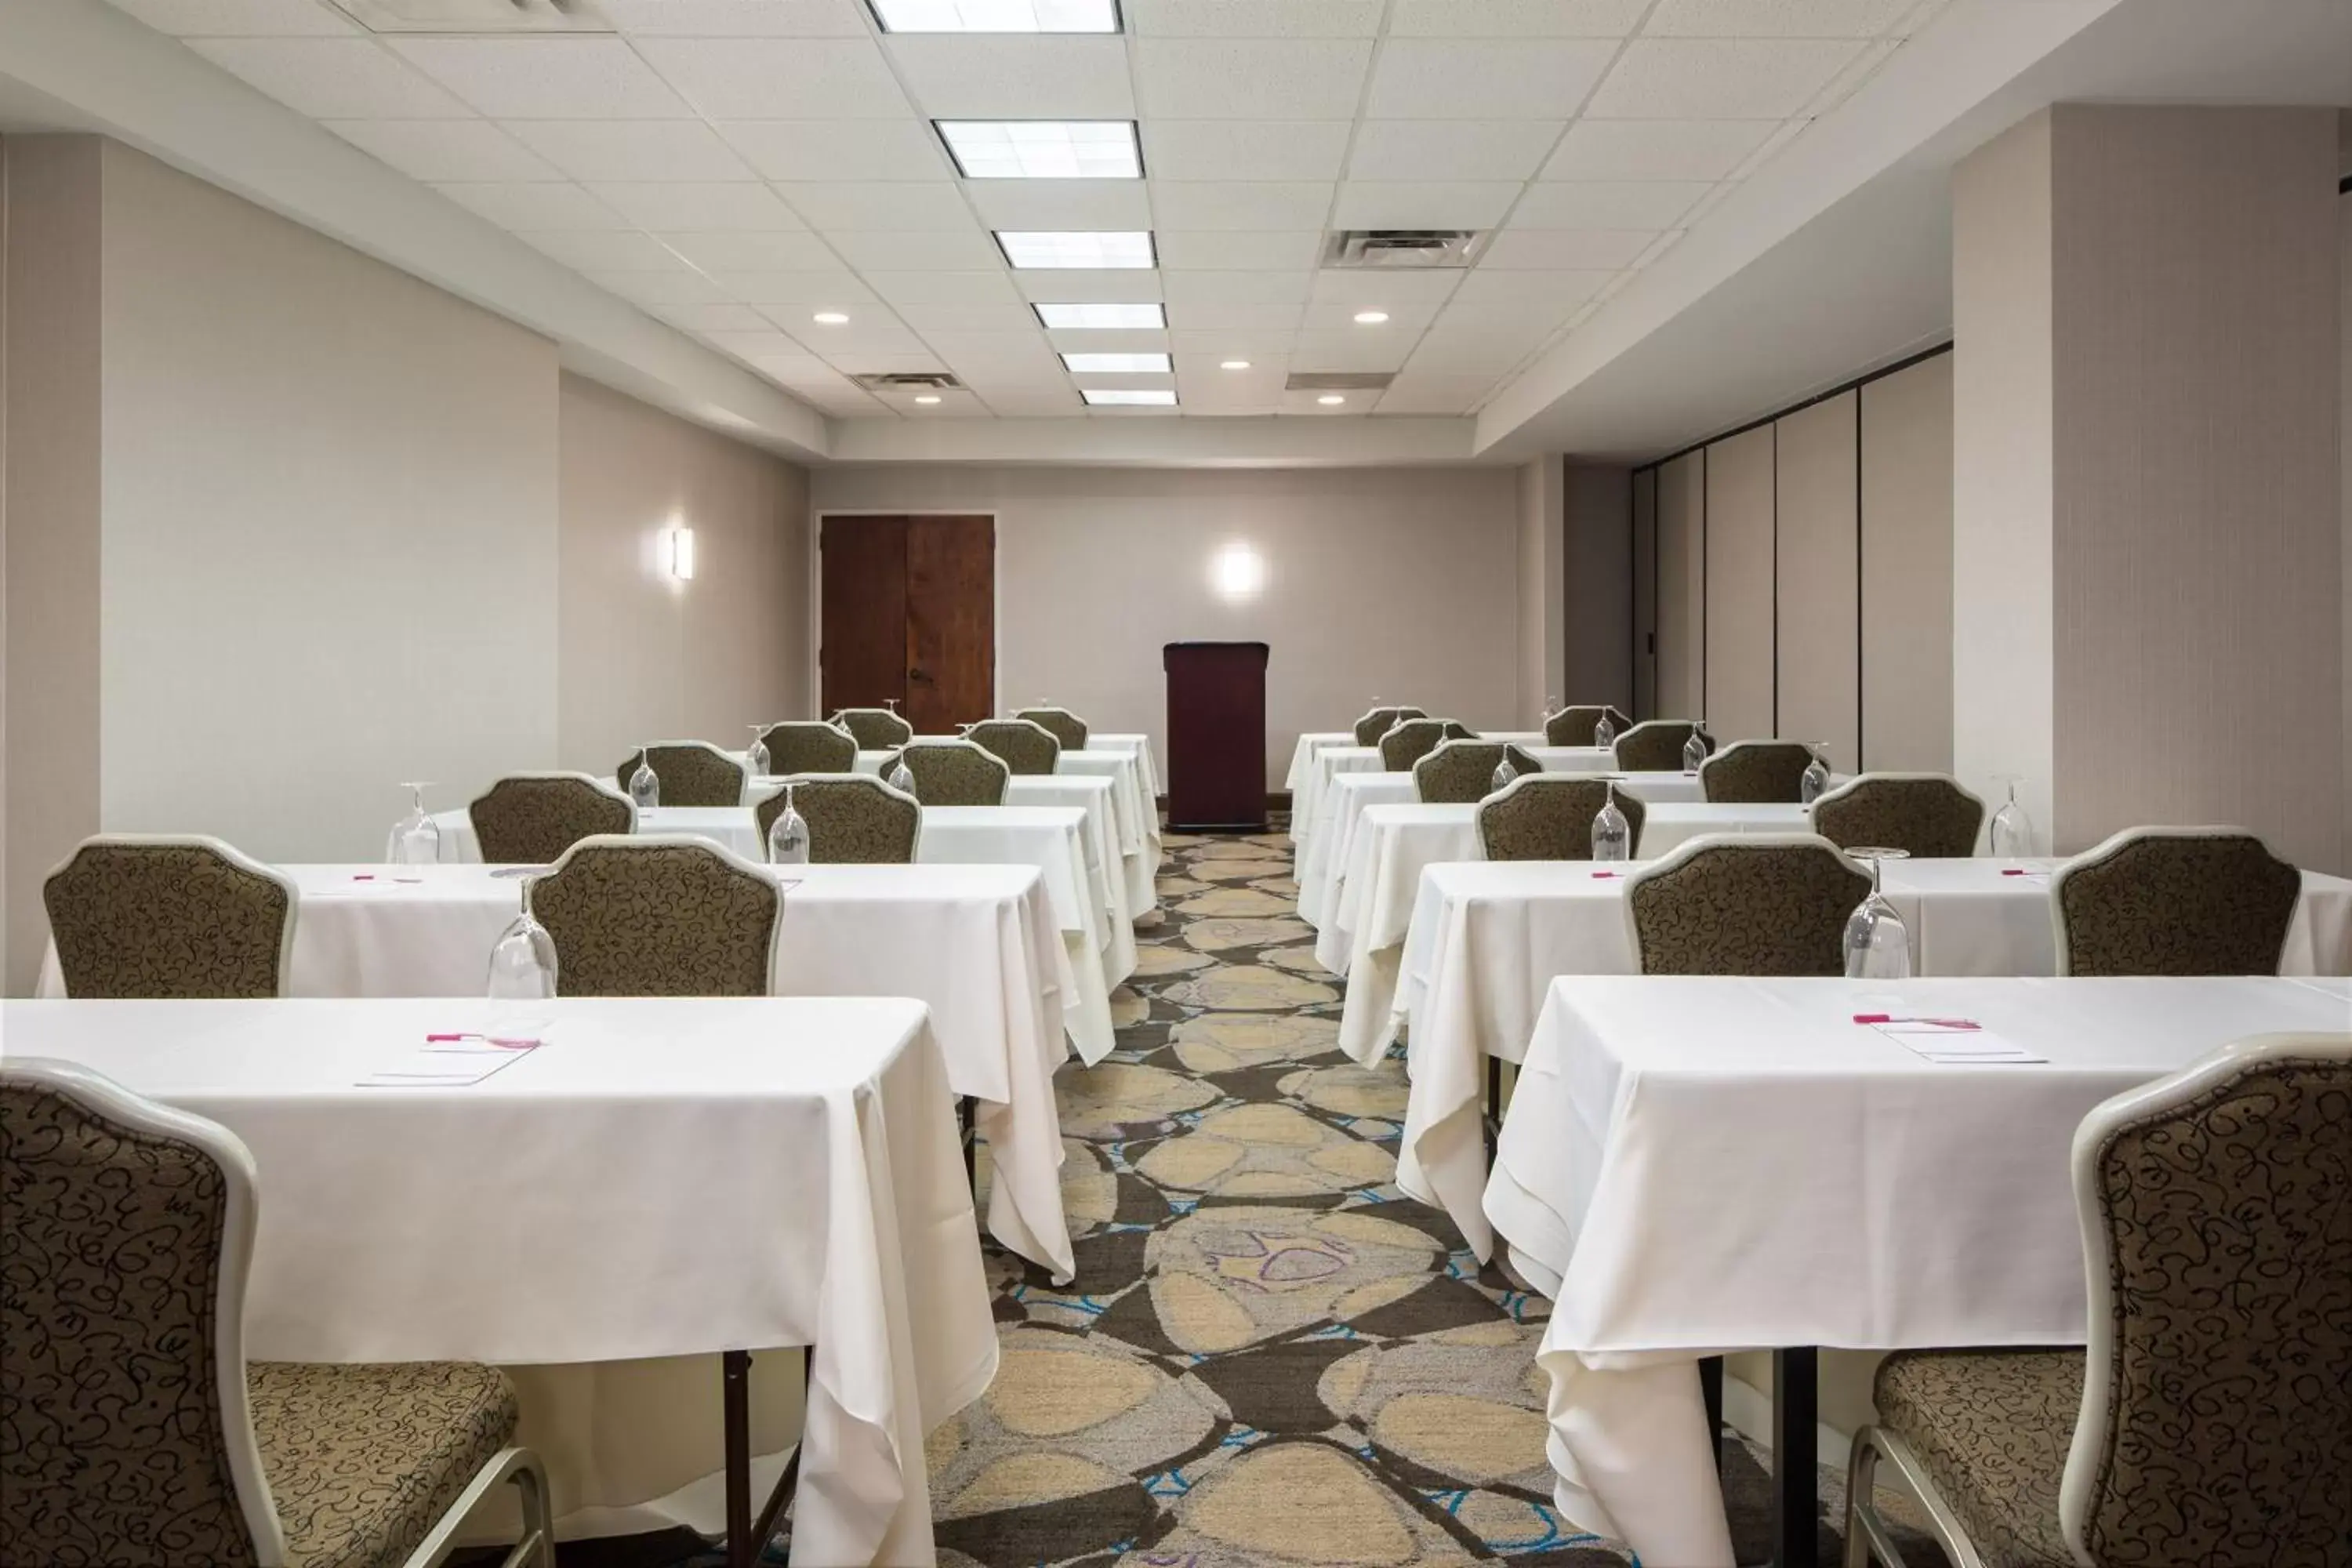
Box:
1543;705;1632;747
2;1058;282;1567
1476;775;1645;861
1809;773;1985;860
1624;833;1868;975
833;708;913;750
1378;717;1472;771
755;775;919;864
468;774;634;866
1015;708;1089;751
1699;740;1815;804
43;837;296;999
882;741;1009;806
757;721;857;776
613;742;746;808
1410;741;1540;804
967;719;1062;776
1352;706;1427;746
2060;1033;2352;1566
2053;827;2302;977
530;836;778;996
1612;719;1712;772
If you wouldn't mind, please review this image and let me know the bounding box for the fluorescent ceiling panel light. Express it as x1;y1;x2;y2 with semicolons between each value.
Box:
938;121;1141;180
871;0;1119;31
996;230;1155;270
812;311;851;325
1353;310;1389;325
1033;302;1163;328
1220;359;1251;369
1083;388;1176;406
1061;351;1171;373
1317;394;1346;405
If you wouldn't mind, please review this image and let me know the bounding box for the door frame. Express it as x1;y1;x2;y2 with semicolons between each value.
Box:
810;510;1002;720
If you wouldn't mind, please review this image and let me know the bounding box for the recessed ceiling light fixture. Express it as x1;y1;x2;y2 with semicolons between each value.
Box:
997;230;1155;270
812;310;850;325
938;121;1141;180
870;0;1119;32
1317;394;1346;405
914;394;942;405
1034;302;1163;329
1219;359;1250;370
1083;388;1176;406
1352;310;1389;325
1061;351;1171;373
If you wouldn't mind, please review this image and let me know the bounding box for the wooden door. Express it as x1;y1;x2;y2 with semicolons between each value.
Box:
818;514;993;733
905;515;994;735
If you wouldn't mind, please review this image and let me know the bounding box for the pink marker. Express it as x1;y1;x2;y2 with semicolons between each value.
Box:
1591;871;1622;879
1853;1014;1981;1029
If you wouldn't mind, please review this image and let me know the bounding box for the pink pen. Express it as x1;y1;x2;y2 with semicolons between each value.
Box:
1853;1014;1980;1029
1591;871;1622;879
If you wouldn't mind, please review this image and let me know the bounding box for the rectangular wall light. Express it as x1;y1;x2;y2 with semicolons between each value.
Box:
668;526;696;581
938;121;1140;180
996;230;1155;269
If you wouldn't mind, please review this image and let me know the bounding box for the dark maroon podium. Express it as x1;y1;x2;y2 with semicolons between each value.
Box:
1163;641;1269;831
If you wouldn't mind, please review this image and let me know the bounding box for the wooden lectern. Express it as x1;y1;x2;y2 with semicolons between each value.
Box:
1163;641;1269;831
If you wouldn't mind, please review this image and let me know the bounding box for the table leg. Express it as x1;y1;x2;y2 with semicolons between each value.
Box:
959;1094;977;1191
723;1350;751;1568
1484;1055;1502;1155
1698;1355;1724;1476
1772;1346;1818;1568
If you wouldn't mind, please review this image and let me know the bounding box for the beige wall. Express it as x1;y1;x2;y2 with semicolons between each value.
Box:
1632;468;1657;718
1654;452;1704;719
1775;393;1860;773
1563;463;1634;717
1515;455;1567;728
808;464;1523;790
557;374;811;777
1860;354;1955;773
1703;425;1776;742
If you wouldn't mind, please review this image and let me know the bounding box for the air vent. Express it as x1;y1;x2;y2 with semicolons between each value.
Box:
1323;230;1489;270
1285;372;1394;392
329;0;611;33
853;372;966;392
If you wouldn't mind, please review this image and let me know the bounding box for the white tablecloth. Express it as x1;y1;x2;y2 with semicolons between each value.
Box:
4;995;1000;1568
1386;858;2352;1258
1633;801;1812;855
38;863;1081;1279
1480;975;2352;1568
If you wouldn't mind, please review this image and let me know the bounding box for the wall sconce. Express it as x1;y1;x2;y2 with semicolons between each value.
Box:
668;526;696;581
1210;541;1264;601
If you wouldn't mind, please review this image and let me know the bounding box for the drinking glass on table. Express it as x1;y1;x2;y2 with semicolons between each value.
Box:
1800;742;1833;804
386;782;440;866
1682;721;1710;775
487;880;558;1000
745;724;771;780
1490;750;1519;793
627;749;660;811
1988;775;2034;857
1842;848;1913;979
767;782;811;866
1591;780;1632;862
887;757;918;797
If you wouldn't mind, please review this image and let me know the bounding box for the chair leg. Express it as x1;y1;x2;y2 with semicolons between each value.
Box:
1843;1425;1990;1568
404;1445;558;1568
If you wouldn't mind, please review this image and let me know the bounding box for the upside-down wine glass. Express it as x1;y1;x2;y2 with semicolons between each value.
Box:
1591;780;1632;862
386;782;441;866
627;749;660;811
1800;742;1833;805
1682;721;1710;775
745;724;771;780
1593;710;1617;750
1490;749;1519;793
767;782;811;866
486;878;558;1000
1988;775;2035;858
887;753;918;797
1842;848;1914;979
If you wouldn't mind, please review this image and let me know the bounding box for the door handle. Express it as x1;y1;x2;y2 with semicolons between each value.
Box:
909;667;931;684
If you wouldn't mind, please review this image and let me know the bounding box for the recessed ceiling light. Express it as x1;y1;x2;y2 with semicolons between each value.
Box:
1352;310;1389;325
1220;359;1251;370
938;121;1141;180
1083;388;1177;406
1317;394;1346;405
812;310;850;325
870;0;1118;32
913;394;942;405
1033;302;1164;329
1061;351;1170;373
996;230;1155;270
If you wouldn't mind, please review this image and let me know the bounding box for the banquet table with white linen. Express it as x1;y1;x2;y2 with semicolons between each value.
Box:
4;995;1000;1568
1386;858;2352;1257
1479;974;2352;1568
39;861;1084;1279
1632;800;1812;855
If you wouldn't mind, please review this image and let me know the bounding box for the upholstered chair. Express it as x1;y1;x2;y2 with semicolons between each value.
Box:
757;721;857;777
43;836;298;1000
613;741;748;808
1476;775;1646;861
2052;826;2302;977
529;835;779;996
832;707;913;750
468;773;635;866
1542;705;1632;747
1378;717;1474;771
881;740;1010;806
1351;706;1429;746
1845;1033;2352;1568
1015;707;1089;751
1698;739;1817;803
1623;833;1869;975
1410;741;1542;804
1612;719;1713;773
967;718;1062;776
755;775;920;864
1809;773;1987;860
0;1057;555;1568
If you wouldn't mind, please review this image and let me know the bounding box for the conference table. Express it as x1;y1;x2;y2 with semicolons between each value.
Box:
1383;855;2352;1257
35;860;1082;1279
4;994;1000;1568
430;802;1132;1061
1287;731;1561;859
1483;974;2352;1568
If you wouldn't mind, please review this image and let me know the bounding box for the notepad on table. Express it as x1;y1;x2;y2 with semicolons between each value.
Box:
1870;1018;2047;1065
357;1032;543;1088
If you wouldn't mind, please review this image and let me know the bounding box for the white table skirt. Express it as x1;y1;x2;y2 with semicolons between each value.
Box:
1481;975;2352;1568
1633;801;1812;855
5;995;1000;1568
39;862;1082;1279
1387;858;2352;1261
